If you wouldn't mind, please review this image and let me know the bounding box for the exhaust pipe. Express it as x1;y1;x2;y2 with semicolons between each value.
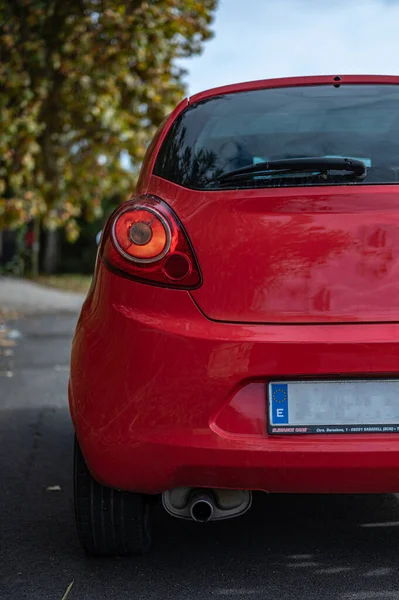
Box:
189;492;214;523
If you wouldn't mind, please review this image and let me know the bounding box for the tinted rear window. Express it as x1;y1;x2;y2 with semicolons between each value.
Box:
154;84;399;189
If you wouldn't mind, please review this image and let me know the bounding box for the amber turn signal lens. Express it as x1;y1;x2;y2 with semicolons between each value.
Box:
113;207;171;262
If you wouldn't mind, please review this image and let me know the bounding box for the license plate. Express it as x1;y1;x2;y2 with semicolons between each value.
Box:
268;380;399;435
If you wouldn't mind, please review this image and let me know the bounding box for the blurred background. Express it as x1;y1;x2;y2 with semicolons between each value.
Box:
0;0;218;290
2;0;399;295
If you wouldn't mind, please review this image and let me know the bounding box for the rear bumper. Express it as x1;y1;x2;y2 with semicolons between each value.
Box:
69;263;399;494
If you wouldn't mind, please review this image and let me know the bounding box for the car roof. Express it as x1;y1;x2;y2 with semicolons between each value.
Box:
189;74;399;104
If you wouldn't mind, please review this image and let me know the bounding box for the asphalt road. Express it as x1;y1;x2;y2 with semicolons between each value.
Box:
2;313;399;599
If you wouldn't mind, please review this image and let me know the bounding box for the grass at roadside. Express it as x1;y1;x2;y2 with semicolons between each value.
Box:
31;274;92;295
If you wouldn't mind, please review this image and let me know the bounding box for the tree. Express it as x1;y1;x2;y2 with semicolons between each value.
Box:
0;0;217;274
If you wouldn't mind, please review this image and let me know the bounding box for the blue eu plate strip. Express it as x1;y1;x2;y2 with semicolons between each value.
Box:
271;383;289;424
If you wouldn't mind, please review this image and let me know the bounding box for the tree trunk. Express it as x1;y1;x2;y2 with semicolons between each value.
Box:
42;228;59;274
30;218;41;278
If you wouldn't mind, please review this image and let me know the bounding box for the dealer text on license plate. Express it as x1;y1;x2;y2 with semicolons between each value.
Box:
268;380;399;435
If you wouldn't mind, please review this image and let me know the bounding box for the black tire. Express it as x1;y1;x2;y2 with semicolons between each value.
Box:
73;436;152;557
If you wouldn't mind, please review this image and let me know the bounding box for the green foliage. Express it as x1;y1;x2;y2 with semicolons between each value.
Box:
0;0;217;239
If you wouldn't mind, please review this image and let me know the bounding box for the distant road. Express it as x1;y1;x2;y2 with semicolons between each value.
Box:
0;277;84;315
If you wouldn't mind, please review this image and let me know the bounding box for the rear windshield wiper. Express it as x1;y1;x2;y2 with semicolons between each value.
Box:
216;157;368;184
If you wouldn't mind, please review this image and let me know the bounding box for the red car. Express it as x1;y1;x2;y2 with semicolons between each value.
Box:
70;74;399;556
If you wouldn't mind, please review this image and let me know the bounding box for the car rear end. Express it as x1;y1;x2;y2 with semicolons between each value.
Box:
70;75;399;555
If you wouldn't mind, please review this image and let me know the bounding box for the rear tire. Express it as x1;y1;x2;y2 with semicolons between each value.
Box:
73;436;152;557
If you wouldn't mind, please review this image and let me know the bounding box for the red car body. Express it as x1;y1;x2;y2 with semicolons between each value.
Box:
69;75;399;500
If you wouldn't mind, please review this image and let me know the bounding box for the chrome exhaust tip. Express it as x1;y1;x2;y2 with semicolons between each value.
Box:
162;487;252;521
189;492;214;523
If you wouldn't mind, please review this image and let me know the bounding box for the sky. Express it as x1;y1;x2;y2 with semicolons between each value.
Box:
179;0;399;96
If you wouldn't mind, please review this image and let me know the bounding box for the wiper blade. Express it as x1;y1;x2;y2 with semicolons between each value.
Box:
216;157;367;184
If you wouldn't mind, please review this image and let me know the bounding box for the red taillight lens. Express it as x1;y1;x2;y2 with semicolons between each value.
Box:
100;195;201;288
113;206;171;262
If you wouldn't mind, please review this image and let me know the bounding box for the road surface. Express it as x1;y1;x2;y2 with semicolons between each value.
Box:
1;313;399;599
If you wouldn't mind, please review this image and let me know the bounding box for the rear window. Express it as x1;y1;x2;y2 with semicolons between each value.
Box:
153;84;399;189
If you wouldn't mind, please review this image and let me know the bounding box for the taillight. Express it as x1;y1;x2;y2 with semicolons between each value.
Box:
100;195;202;288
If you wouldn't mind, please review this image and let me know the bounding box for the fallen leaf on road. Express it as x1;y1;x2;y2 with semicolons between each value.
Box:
0;371;13;378
0;337;16;347
61;581;74;600
0;321;16;348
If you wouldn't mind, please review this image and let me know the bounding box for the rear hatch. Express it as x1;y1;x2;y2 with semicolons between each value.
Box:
182;185;399;323
153;80;399;324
